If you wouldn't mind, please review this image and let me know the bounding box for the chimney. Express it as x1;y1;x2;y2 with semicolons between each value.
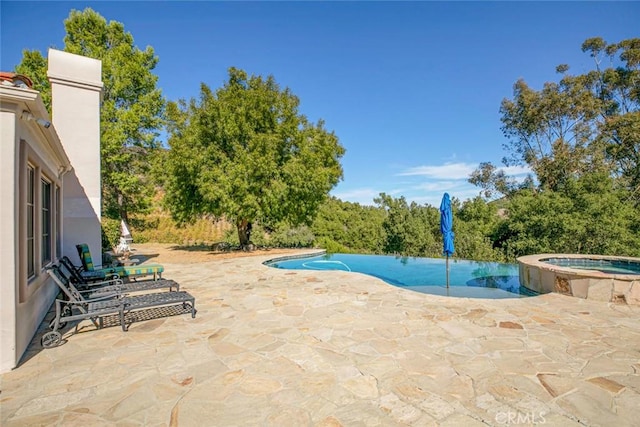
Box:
47;49;104;266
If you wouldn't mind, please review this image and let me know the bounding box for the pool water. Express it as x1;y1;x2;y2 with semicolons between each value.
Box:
265;253;538;299
542;257;640;275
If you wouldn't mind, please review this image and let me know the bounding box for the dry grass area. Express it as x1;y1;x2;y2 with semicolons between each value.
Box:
127;242;311;264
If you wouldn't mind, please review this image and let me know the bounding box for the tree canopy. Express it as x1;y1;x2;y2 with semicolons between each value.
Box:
15;8;165;222
466;37;640;259
18;17;637;262
164;67;345;247
471;37;640;200
132;36;638;262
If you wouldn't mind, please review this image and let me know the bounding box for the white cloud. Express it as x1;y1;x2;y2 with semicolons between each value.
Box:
398;162;477;180
406;184;481;208
332;161;531;207
333;183;483;207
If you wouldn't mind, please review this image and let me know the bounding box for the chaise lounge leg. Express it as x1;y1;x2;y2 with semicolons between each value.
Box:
120;309;127;331
50;300;62;331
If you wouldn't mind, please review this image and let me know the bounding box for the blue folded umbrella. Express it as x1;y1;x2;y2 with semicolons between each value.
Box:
439;193;455;256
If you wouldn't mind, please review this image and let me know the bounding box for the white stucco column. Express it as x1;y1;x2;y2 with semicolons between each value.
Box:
48;49;104;266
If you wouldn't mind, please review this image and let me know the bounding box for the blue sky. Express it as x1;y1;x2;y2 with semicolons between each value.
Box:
2;2;638;207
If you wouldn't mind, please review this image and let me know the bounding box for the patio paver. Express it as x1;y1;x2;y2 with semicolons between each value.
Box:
1;249;639;426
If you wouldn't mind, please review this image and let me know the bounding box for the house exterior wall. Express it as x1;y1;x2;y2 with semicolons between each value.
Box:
48;49;103;267
0;49;102;372
0;103;20;372
0;85;70;373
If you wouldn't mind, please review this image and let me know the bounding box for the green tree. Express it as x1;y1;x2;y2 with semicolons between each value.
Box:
375;194;410;254
584;38;640;196
453;197;506;262
471;37;639;198
164;68;345;248
375;194;440;257
468;36;640;260
468;162;529;199
494;174;640;259
498;73;602;191
15;8;165;222
15;51;50;108
311;197;386;253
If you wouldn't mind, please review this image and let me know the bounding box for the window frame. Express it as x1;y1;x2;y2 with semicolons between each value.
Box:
26;164;35;279
55;185;62;258
19;140;64;302
41;177;52;266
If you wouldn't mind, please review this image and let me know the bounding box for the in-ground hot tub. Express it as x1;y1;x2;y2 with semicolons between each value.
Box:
517;254;640;305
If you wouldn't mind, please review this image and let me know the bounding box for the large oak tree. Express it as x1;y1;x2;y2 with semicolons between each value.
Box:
164;68;345;248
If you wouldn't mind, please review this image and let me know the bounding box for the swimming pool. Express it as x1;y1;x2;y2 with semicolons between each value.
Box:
265;253;537;299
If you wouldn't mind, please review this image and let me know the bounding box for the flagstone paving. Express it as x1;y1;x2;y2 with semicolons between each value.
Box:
2;248;639;426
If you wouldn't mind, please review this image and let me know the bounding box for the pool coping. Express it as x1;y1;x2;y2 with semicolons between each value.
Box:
262;249;327;265
517;253;640;305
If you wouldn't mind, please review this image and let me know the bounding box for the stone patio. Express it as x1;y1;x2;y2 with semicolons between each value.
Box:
1;247;639;426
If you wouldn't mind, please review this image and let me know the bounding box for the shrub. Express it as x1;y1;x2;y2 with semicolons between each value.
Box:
314;237;353;254
130;213;232;244
223;228;240;247
101;217;121;252
270;226;315;248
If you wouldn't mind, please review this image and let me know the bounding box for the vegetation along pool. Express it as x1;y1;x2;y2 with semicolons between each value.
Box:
265;253;538;299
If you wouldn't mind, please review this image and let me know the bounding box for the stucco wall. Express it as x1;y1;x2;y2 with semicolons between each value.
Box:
48;49;103;267
0;87;68;372
0;108;19;372
0;49;102;372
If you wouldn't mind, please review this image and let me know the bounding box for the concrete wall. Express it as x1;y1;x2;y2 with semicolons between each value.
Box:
48;49;104;267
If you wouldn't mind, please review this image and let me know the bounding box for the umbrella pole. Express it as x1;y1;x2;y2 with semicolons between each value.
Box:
446;255;450;288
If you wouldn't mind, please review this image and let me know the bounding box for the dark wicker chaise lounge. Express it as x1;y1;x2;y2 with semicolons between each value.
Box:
42;265;196;348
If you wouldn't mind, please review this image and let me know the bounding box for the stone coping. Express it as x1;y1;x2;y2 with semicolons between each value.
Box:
262;249;327;265
517;253;640;281
517;253;640;305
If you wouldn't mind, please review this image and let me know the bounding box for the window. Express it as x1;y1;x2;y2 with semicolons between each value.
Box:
41;178;52;265
27;165;35;278
20;141;64;300
56;185;61;257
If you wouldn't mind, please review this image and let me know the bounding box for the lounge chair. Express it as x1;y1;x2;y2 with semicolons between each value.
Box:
42;265;196;348
76;243;165;281
60;256;178;291
56;259;180;298
59;256;117;284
